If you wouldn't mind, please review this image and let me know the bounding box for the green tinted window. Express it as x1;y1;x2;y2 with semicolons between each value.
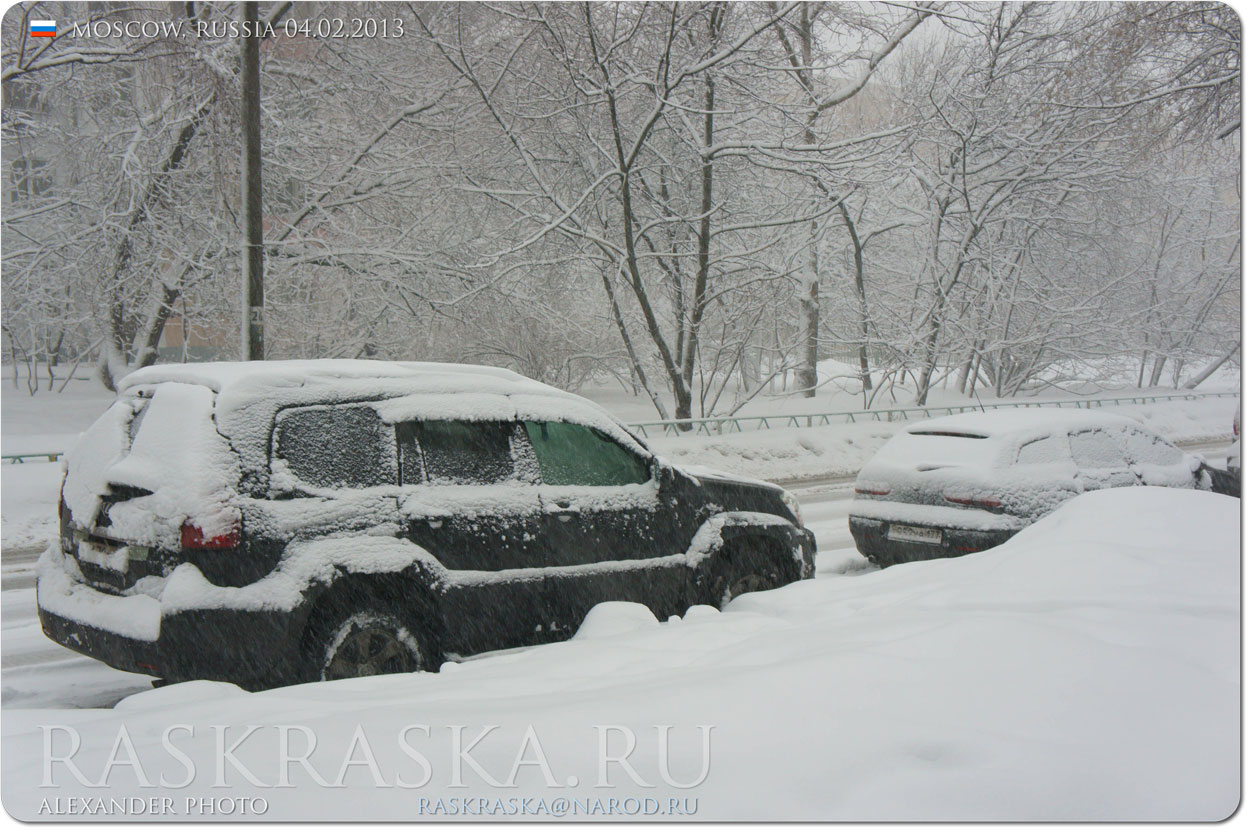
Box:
523;421;649;486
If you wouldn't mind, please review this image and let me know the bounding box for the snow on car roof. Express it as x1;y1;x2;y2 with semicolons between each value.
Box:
114;360;648;493
905;408;1140;439
119;359;551;397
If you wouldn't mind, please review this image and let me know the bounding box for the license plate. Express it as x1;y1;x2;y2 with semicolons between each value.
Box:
888;523;942;545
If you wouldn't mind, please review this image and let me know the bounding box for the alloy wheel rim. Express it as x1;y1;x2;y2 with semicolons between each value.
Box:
323;621;419;681
726;573;771;602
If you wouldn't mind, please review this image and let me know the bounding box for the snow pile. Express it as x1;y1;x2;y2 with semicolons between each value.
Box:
4;487;1236;820
572;601;660;640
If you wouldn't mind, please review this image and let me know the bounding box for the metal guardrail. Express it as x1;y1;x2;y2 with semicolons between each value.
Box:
626;391;1240;438
0;391;1236;459
2;451;63;464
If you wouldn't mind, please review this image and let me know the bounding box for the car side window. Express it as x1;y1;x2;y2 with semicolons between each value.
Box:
1068;429;1129;469
1015;434;1070;466
523;420;650;486
274;405;396;489
397;420;518;485
1121;428;1183;466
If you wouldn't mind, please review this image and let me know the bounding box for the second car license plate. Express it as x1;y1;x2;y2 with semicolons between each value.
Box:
888;523;942;545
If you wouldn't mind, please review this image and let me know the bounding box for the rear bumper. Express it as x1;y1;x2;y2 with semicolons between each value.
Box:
39;607;160;676
849;515;1017;565
38;606;307;687
37;548;306;687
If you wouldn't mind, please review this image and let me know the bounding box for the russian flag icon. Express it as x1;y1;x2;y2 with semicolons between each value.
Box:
29;20;56;37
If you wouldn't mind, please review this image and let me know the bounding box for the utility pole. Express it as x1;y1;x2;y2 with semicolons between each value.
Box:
240;0;264;360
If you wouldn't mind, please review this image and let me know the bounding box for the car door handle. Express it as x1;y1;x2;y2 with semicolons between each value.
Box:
553;499;572;509
557;514;572;523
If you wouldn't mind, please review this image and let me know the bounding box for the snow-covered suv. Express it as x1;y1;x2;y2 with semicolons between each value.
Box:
38;360;815;688
849;410;1210;567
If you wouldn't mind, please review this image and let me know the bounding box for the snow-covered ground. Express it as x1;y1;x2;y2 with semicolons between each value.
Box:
1;488;1237;820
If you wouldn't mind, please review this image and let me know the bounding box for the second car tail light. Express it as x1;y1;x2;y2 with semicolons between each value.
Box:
180;521;240;550
855;486;891;496
943;493;1002;509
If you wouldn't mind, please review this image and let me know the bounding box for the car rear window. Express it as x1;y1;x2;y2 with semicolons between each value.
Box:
274;405;396;489
398;420;517;485
523;421;650;486
873;430;1004;469
1015;434;1071;466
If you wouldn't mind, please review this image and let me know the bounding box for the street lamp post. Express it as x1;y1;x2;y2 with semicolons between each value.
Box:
240;0;264;360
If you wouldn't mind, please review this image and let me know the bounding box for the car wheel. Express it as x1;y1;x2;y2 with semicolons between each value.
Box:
724;572;775;603
712;539;786;608
312;608;434;682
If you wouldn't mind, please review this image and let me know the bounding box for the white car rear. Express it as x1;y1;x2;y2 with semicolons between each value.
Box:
849;410;1203;567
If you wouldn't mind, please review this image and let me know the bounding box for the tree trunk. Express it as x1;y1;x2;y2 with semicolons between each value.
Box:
599;269;670;420
837;202;872;393
1183;341;1239;389
1148;353;1168;387
678;69;718;423
797;250;820;397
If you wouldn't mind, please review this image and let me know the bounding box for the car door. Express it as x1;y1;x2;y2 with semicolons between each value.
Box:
395;418;550;654
1068;428;1136;491
520;419;689;635
1010;432;1080;520
1118;427;1195;487
265;403;402;542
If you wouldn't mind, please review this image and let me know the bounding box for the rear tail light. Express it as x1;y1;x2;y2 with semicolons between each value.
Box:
855;486;891;496
944;494;1002;509
180;521;240;549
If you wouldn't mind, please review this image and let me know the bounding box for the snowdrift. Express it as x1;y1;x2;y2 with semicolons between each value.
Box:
2;487;1238;820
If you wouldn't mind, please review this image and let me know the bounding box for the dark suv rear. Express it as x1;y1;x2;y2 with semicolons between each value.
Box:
38;360;815;689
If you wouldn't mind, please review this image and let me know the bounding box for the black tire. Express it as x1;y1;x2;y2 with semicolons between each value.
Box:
304;599;439;683
710;537;789;609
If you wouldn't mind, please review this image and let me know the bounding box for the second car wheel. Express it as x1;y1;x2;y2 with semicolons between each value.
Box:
712;538;786;608
309;606;438;682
